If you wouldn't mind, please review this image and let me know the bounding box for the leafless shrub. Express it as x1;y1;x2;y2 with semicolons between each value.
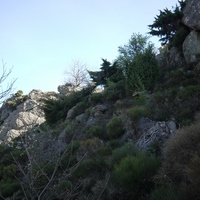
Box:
64;60;89;90
0;61;16;103
11;124;86;200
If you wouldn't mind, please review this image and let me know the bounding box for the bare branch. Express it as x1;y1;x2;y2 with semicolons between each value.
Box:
0;60;17;103
64;60;89;90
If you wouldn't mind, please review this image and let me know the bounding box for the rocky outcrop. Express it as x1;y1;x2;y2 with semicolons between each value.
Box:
66;106;76;119
135;117;177;149
181;0;200;66
58;83;82;96
0;90;47;143
182;31;200;64
156;1;200;68
182;0;200;30
57;84;73;96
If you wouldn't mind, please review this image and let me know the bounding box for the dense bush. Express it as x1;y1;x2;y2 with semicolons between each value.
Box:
106;116;125;139
89;92;103;104
43;86;93;124
113;153;160;199
0;181;21;198
117;33;159;93
110;143;137;164
126;105;150;123
86;125;105;139
72;100;90;117
103;80;126;101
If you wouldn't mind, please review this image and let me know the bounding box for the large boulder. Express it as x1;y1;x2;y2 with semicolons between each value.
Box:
66;106;76;119
182;31;200;64
0;90;47;143
182;0;200;31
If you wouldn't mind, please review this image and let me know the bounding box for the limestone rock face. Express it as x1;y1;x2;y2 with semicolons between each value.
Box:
182;0;200;30
182;31;200;64
0;90;46;143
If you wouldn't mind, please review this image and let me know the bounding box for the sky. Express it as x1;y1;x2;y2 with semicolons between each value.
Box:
0;0;178;95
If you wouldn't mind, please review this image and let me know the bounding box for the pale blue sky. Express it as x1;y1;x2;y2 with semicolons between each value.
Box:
0;0;178;95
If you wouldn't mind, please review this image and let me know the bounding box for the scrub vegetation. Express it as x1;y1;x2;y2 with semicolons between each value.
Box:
1;1;200;199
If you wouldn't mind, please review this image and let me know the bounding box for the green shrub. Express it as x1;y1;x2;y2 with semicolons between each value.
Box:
43;86;93;124
86;125;104;139
133;91;148;106
73;100;90;117
126;105;149;123
103;80;126;101
106;116;125;139
113;153;160;198
2;164;17;181
110;143;138;166
0;181;21;198
117;33;159;93
90;93;103;104
107;139;125;150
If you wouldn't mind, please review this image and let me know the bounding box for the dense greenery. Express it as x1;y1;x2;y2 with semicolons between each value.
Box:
43;85;94;124
117;33;159;92
89;33;159;96
88;58;120;87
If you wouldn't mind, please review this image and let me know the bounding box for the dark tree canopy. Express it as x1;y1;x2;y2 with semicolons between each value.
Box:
148;0;186;45
88;58;120;86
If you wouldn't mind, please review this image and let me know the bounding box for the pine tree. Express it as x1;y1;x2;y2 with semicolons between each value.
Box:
148;0;187;45
88;58;120;87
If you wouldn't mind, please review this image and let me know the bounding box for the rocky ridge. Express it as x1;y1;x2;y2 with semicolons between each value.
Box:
0;90;48;143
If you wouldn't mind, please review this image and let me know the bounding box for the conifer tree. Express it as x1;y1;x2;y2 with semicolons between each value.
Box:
148;0;187;45
88;58;120;87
